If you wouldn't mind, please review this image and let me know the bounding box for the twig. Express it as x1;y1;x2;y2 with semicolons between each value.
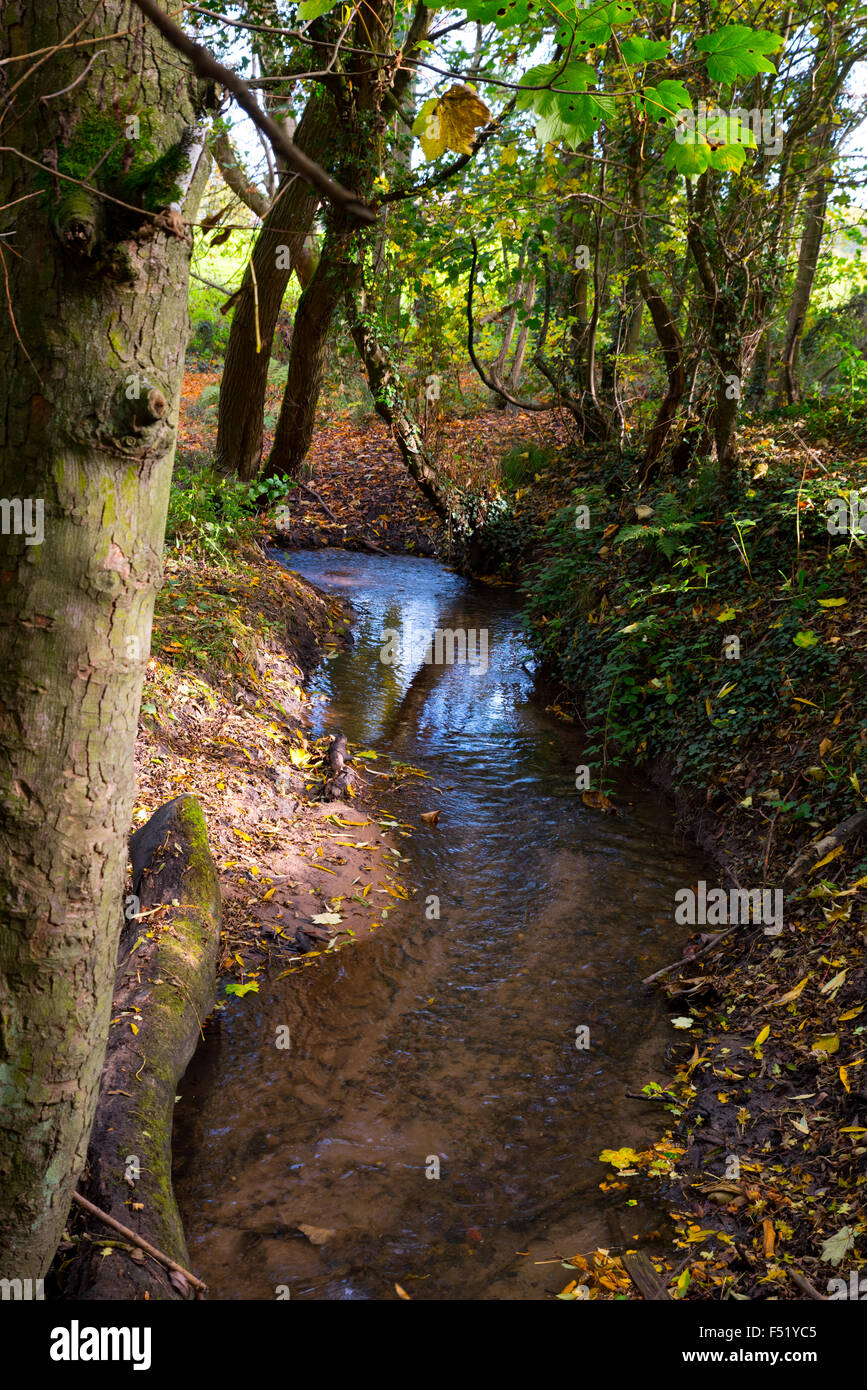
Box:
71;1191;207;1297
39;49;106;102
296;480;339;522
789;1269;829;1300
643;924;742;985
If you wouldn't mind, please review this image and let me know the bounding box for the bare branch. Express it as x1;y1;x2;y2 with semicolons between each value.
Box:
130;0;375;225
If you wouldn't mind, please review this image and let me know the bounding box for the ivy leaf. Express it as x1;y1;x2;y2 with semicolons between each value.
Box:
412;85;491;160
695;26;784;84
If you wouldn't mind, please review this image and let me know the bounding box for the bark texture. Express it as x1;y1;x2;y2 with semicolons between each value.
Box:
0;1;209;1280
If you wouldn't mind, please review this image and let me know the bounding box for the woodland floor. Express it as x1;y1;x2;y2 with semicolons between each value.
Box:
168;368;867;1301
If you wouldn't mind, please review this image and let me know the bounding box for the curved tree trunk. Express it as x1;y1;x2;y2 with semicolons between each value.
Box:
344;276;454;519
214;87;333;481
0;0;209;1281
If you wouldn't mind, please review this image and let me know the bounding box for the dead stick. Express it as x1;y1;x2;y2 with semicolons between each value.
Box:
296;479;339;522
72;1191;207;1296
643;925;742;986
789;1269;829;1300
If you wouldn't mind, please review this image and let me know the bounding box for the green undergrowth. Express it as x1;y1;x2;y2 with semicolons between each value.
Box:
521;430;867;847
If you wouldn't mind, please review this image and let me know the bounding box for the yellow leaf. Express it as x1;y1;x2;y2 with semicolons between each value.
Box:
412;84;491;159
811;844;845;872
840;1066;850;1093
130;1022;138;1035
263;887;275;901
771;976;809;1007
289;747;311;767
705;697;713;719
394;1283;411;1300
811;1034;839;1054
755;1024;770;1049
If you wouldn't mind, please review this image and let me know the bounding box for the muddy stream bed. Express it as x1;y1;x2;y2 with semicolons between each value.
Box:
173;550;710;1299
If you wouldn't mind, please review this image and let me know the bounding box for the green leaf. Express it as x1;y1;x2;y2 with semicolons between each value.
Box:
620;36;670;64
641;80;692;128
793;630;819;648
820;1226;856;1267
298;0;340;19
707;142;747;173
695;25;784;84
459;0;546;29
225;980;260;997
665;139;712;177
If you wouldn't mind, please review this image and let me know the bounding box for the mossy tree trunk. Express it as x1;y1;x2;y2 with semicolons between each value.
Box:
0;0;209;1281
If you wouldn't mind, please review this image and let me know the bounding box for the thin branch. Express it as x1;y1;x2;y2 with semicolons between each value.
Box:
466;235;550;412
131;0;375;225
71;1192;207;1298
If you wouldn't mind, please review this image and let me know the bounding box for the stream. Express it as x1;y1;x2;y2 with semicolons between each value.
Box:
173;549;709;1300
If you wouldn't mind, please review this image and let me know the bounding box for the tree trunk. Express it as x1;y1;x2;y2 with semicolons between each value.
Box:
264;213;360;478
505;272;537;395
0;1;209;1281
778;128;832;404
214;86;333;481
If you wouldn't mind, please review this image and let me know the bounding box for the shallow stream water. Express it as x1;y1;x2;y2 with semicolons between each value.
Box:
173;550;708;1299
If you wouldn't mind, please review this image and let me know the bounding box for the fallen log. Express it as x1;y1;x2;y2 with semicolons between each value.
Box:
62;795;220;1300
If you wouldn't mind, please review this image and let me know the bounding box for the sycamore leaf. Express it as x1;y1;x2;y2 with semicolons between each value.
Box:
708;142;748;173
459;0;546;29
599;1147;642;1169
641;80;692;127
225;980;259;997
620;36;670;64
695;26;784;84
412;85;491;160
666;139;712;177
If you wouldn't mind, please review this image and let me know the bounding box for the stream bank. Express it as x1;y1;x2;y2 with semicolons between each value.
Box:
508;424;867;1299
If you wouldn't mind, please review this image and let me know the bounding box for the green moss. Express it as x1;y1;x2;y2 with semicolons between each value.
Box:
56;111;187;212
